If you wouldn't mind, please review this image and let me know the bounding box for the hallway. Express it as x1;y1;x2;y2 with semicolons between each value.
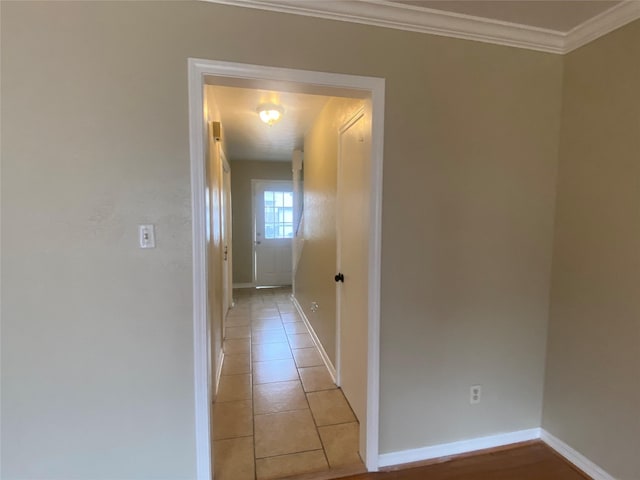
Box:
213;288;365;480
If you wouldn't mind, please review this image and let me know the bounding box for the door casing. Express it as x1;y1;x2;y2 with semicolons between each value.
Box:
188;58;385;479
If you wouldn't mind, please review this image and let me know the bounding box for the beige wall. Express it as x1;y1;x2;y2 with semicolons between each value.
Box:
378;46;562;451
229;160;292;284
1;2;564;478
295;98;364;365
542;20;640;480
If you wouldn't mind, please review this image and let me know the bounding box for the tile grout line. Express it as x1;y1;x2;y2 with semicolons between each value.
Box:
265;298;323;474
255;447;328;461
253;296;276;479
279;298;334;474
251;297;259;480
226;288;361;479
252;289;298;479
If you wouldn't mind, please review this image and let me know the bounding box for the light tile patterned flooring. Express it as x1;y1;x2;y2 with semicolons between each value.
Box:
213;288;365;480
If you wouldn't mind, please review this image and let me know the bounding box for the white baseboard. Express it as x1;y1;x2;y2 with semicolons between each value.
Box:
291;295;338;382
540;430;616;480
233;282;255;289
377;427;617;480
378;428;541;468
214;350;224;397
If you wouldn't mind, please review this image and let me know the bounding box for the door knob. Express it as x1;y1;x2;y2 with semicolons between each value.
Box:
255;241;261;245
334;273;344;283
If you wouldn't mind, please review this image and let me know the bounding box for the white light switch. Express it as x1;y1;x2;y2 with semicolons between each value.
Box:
139;224;156;249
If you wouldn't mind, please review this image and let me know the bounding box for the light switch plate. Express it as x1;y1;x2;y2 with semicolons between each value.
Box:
139;224;156;248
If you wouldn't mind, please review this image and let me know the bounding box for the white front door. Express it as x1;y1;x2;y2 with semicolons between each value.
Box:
337;107;370;457
253;180;294;286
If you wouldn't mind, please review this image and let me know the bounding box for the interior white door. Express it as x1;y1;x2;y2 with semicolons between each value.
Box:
254;180;294;286
337;107;370;456
221;157;232;313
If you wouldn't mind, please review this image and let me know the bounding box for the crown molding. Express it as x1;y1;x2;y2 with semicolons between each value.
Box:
205;0;640;55
206;0;564;53
564;0;640;53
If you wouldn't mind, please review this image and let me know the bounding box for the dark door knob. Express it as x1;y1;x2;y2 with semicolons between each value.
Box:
334;273;344;283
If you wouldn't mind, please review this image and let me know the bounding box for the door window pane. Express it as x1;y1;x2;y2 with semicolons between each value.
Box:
265;225;275;238
264;191;274;206
264;190;294;239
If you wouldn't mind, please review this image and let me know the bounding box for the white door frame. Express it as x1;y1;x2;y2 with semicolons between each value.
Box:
188;58;385;479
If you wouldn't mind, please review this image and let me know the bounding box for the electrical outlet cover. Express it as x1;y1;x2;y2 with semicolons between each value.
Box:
470;384;482;404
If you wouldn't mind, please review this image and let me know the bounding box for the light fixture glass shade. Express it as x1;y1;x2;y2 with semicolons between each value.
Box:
257;104;284;126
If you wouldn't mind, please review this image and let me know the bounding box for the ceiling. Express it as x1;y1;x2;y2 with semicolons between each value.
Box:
207;84;333;162
390;1;621;32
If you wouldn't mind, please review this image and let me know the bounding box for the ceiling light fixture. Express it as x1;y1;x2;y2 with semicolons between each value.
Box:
257;103;284;126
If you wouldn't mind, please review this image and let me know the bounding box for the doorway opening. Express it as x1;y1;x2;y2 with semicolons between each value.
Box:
188;59;384;480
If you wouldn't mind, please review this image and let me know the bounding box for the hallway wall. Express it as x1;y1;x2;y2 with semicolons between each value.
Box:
229;160;292;284
542;20;640;480
294;97;364;366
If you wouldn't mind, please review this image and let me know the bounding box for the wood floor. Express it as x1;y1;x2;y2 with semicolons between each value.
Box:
340;442;590;480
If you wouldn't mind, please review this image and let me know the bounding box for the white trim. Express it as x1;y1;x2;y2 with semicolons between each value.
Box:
215;350;224;396
366;77;384;475
251;179;257;285
232;282;255;289
221;148;230;173
206;0;564;53
541;430;617;480
203;0;640;55
378;428;541;468
377;427;618;479
188;58;213;480
189;58;384;475
564;1;640;53
291;296;337;382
